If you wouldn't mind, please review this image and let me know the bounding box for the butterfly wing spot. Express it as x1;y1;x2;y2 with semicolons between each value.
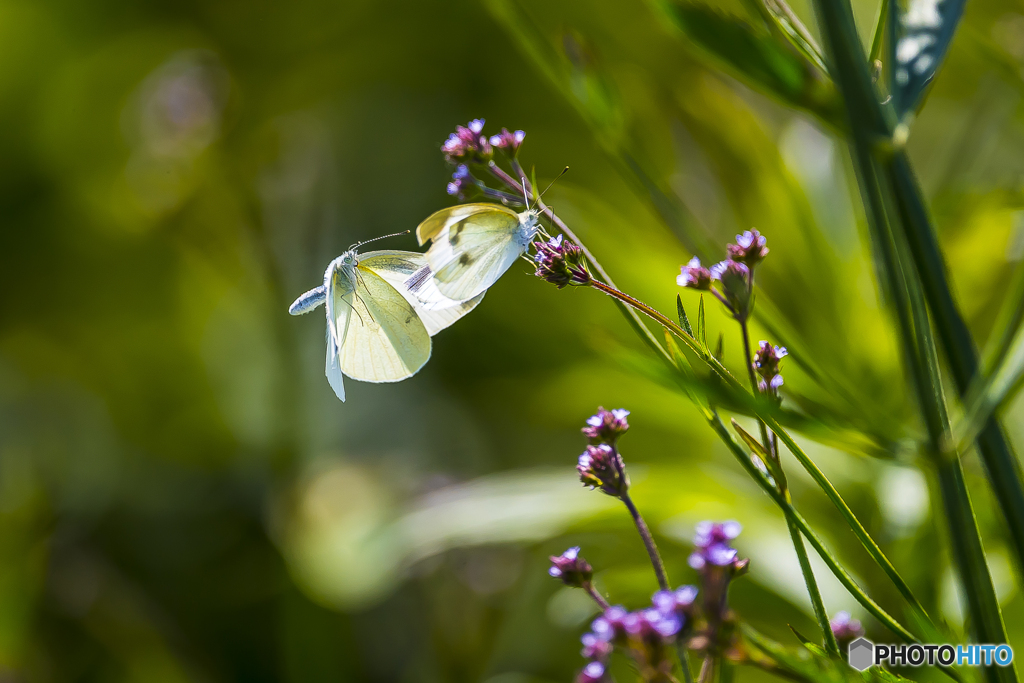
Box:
458;253;472;266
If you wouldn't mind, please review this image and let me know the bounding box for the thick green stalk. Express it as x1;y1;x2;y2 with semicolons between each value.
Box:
810;1;1013;679
885;153;1024;572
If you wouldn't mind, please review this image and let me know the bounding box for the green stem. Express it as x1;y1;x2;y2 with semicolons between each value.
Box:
677;644;696;683
584;581;610;611
740;318;838;657
622;492;671;591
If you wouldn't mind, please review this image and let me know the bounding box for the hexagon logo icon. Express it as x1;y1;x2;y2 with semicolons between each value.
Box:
848;638;874;671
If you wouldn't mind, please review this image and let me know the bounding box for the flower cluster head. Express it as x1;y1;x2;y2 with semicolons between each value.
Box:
489;127;526;155
582;600;684;681
650;585;698;634
726;230;769;267
754;341;787;394
689;521;744;571
442;119;493;163
446;164;471;199
577;443;629;497
830;611;864;643
549;547;593;587
677;230;768;321
534;234;591;288
677;256;712;291
582;407;630;445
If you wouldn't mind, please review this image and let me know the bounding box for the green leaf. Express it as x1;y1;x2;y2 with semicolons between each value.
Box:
649;0;843;127
788;625;828;658
731;419;769;459
697;295;707;350
676;295;693;336
893;0;968;116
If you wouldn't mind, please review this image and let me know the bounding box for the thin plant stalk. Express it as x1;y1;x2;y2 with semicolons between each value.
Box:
677;645;696;683
621;491;671;592
584;583;611;611
739;315;839;658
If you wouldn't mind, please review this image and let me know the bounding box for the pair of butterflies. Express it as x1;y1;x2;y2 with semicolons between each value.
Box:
288;203;541;401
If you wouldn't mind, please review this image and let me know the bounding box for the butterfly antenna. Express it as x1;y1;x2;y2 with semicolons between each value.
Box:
538;166;569;201
520;177;531;208
349;229;412;251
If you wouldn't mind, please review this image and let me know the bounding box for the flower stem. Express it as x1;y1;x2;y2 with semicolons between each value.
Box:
584;582;610;611
677;644;696;683
621;491;670;591
739;320;839;657
697;656;716;683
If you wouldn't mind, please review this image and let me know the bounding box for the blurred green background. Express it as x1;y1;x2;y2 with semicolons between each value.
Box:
2;0;1024;680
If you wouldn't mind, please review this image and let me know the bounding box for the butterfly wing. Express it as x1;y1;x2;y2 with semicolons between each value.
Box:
325;323;345;401
338;261;431;382
415;203;514;245
359;250;484;333
423;208;527;301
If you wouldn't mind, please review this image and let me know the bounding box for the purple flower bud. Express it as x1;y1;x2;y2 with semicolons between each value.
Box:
534;234;592;288
489;127;526;155
548;546;593;587
442;120;493;162
689;521;744;569
677;256;712;290
453;164;470;179
591;606;628;642
754;341;787;396
727;230;769;267
580;633;613;660
710;260;751;318
830;611;864;642
582;407;630;445
577;444;629;497
576;661;608;683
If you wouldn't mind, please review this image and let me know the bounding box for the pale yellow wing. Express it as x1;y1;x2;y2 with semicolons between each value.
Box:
359;250;484;334
424;209;526;302
338;263;431;382
415;203;519;245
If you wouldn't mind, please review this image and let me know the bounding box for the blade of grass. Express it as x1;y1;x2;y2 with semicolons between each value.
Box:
955;325;1024;451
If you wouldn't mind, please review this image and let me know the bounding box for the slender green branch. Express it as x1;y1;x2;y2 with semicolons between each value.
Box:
584;582;611;611
622;492;671;591
677;645;696;683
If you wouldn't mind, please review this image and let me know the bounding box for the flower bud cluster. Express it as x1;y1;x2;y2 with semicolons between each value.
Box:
754;341;788;396
576;407;630;497
549;546;593;587
442;119;526;165
677;230;769;321
534;235;591;288
830;610;865;645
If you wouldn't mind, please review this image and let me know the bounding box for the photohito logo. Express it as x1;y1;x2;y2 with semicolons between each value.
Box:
847;638;1014;671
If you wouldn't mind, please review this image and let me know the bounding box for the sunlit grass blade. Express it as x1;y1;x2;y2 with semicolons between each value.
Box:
646;0;843;127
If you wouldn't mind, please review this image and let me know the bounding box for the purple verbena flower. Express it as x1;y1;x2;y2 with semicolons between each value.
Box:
534;234;591;288
577;444;629;497
442;119;493;163
689;521;742;569
677;256;712;290
489;127;526;155
590;606;628;643
548;546;593;587
582;407;630;445
831;611;864;641
754;341;788;394
446;164;471;198
710;260;751;319
727;230;769;267
576;660;608;683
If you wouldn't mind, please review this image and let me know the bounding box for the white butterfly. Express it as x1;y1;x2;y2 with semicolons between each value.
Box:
406;203;541;304
289;247;482;401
